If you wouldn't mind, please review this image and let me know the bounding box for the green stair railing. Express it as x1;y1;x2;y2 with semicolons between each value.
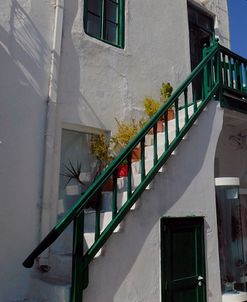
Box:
23;41;246;301
219;45;247;111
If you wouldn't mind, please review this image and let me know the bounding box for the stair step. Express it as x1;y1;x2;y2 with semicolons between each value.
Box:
84;211;122;233
116;174;153;190
101;191;139;211
47;254;72;282
84;233;103;257
28;277;70;302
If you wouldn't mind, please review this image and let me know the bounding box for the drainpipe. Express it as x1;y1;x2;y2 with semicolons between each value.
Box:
38;0;64;269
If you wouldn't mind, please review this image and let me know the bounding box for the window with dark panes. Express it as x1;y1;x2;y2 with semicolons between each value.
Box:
84;0;124;48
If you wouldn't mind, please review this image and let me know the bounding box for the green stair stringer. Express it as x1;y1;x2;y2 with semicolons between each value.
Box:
23;41;247;302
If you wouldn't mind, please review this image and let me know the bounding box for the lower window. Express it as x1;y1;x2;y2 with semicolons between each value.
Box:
58;129;99;216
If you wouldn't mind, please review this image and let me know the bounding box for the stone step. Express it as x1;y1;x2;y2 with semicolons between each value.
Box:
28;277;70;302
101;191;139;212
84;211;122;233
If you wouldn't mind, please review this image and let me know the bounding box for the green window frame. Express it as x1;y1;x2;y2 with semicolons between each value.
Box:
84;0;124;48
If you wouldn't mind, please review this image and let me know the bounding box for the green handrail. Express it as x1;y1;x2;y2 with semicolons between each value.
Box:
219;44;247;97
23;40;234;301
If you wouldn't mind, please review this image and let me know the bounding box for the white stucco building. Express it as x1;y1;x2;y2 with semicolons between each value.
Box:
1;0;247;302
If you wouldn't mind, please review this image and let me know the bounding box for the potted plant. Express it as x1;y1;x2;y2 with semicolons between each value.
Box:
61;161;101;209
90;133;114;191
61;133;114;209
143;97;163;132
111;118;144;176
160;82;174;121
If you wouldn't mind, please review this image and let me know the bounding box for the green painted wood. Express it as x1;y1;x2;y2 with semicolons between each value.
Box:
95;200;101;241
112;171;118;219
71;213;85;302
141;138;146;182
202;46;208;97
84;0;124;48
153;123;158;165
244;63;247;91
210;55;214;89
239;62;244;92
228;56;233;89
164;114;169;151
127;154;132;199
184;87;189;124
193;88;198;112
175;99;179;136
161;217;206;302
222;54;227;86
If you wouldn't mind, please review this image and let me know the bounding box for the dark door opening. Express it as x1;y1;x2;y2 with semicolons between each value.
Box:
188;4;214;99
161;217;207;302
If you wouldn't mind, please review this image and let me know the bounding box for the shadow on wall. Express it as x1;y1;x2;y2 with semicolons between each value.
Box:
0;1;51;300
84;103;219;301
58;0;105;129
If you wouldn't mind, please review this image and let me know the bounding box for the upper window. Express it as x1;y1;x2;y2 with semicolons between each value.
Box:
84;0;124;48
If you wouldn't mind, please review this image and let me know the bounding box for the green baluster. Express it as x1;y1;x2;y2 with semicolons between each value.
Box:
222;53;228;86
153;123;158;165
234;59;238;90
239;62;243;92
141;138;146;182
193;88;198;112
184;87;188;124
210;56;214;89
228;56;233;89
95;191;101;241
112;171;118;218
244;63;247;93
203;44;208;97
218;49;223;103
175;99;179;136
127;154;132;199
164;114;169;151
71;212;88;302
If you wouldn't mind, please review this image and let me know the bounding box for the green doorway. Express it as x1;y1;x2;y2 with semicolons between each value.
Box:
188;3;214;100
161;217;207;302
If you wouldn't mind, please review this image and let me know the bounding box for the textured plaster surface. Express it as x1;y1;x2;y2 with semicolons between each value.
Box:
83;102;224;302
216;109;247;186
57;0;229;131
0;0;54;301
0;0;230;300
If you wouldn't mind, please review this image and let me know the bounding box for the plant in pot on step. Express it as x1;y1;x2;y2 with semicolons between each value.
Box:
90;133;114;191
61;160;101;209
61;133;113;209
143;96;163;133
111;118;145;177
160;82;174;121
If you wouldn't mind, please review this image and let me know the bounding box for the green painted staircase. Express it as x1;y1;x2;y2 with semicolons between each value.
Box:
23;41;247;302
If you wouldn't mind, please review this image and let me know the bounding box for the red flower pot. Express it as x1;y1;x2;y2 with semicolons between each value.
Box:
117;164;128;177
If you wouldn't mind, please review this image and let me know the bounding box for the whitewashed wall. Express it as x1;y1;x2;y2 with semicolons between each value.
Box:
48;0;230;229
0;0;230;301
0;0;54;301
57;0;229;129
83;102;224;302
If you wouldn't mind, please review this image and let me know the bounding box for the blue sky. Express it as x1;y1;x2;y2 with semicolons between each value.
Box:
228;0;247;56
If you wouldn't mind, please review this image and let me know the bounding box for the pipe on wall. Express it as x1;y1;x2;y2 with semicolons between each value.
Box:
38;0;64;269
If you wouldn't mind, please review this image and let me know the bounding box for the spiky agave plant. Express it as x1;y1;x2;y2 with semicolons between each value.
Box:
61;160;86;187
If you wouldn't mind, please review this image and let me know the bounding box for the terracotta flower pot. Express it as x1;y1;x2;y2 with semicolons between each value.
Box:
149;119;164;134
102;177;113;191
166;108;174;121
132;147;141;162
